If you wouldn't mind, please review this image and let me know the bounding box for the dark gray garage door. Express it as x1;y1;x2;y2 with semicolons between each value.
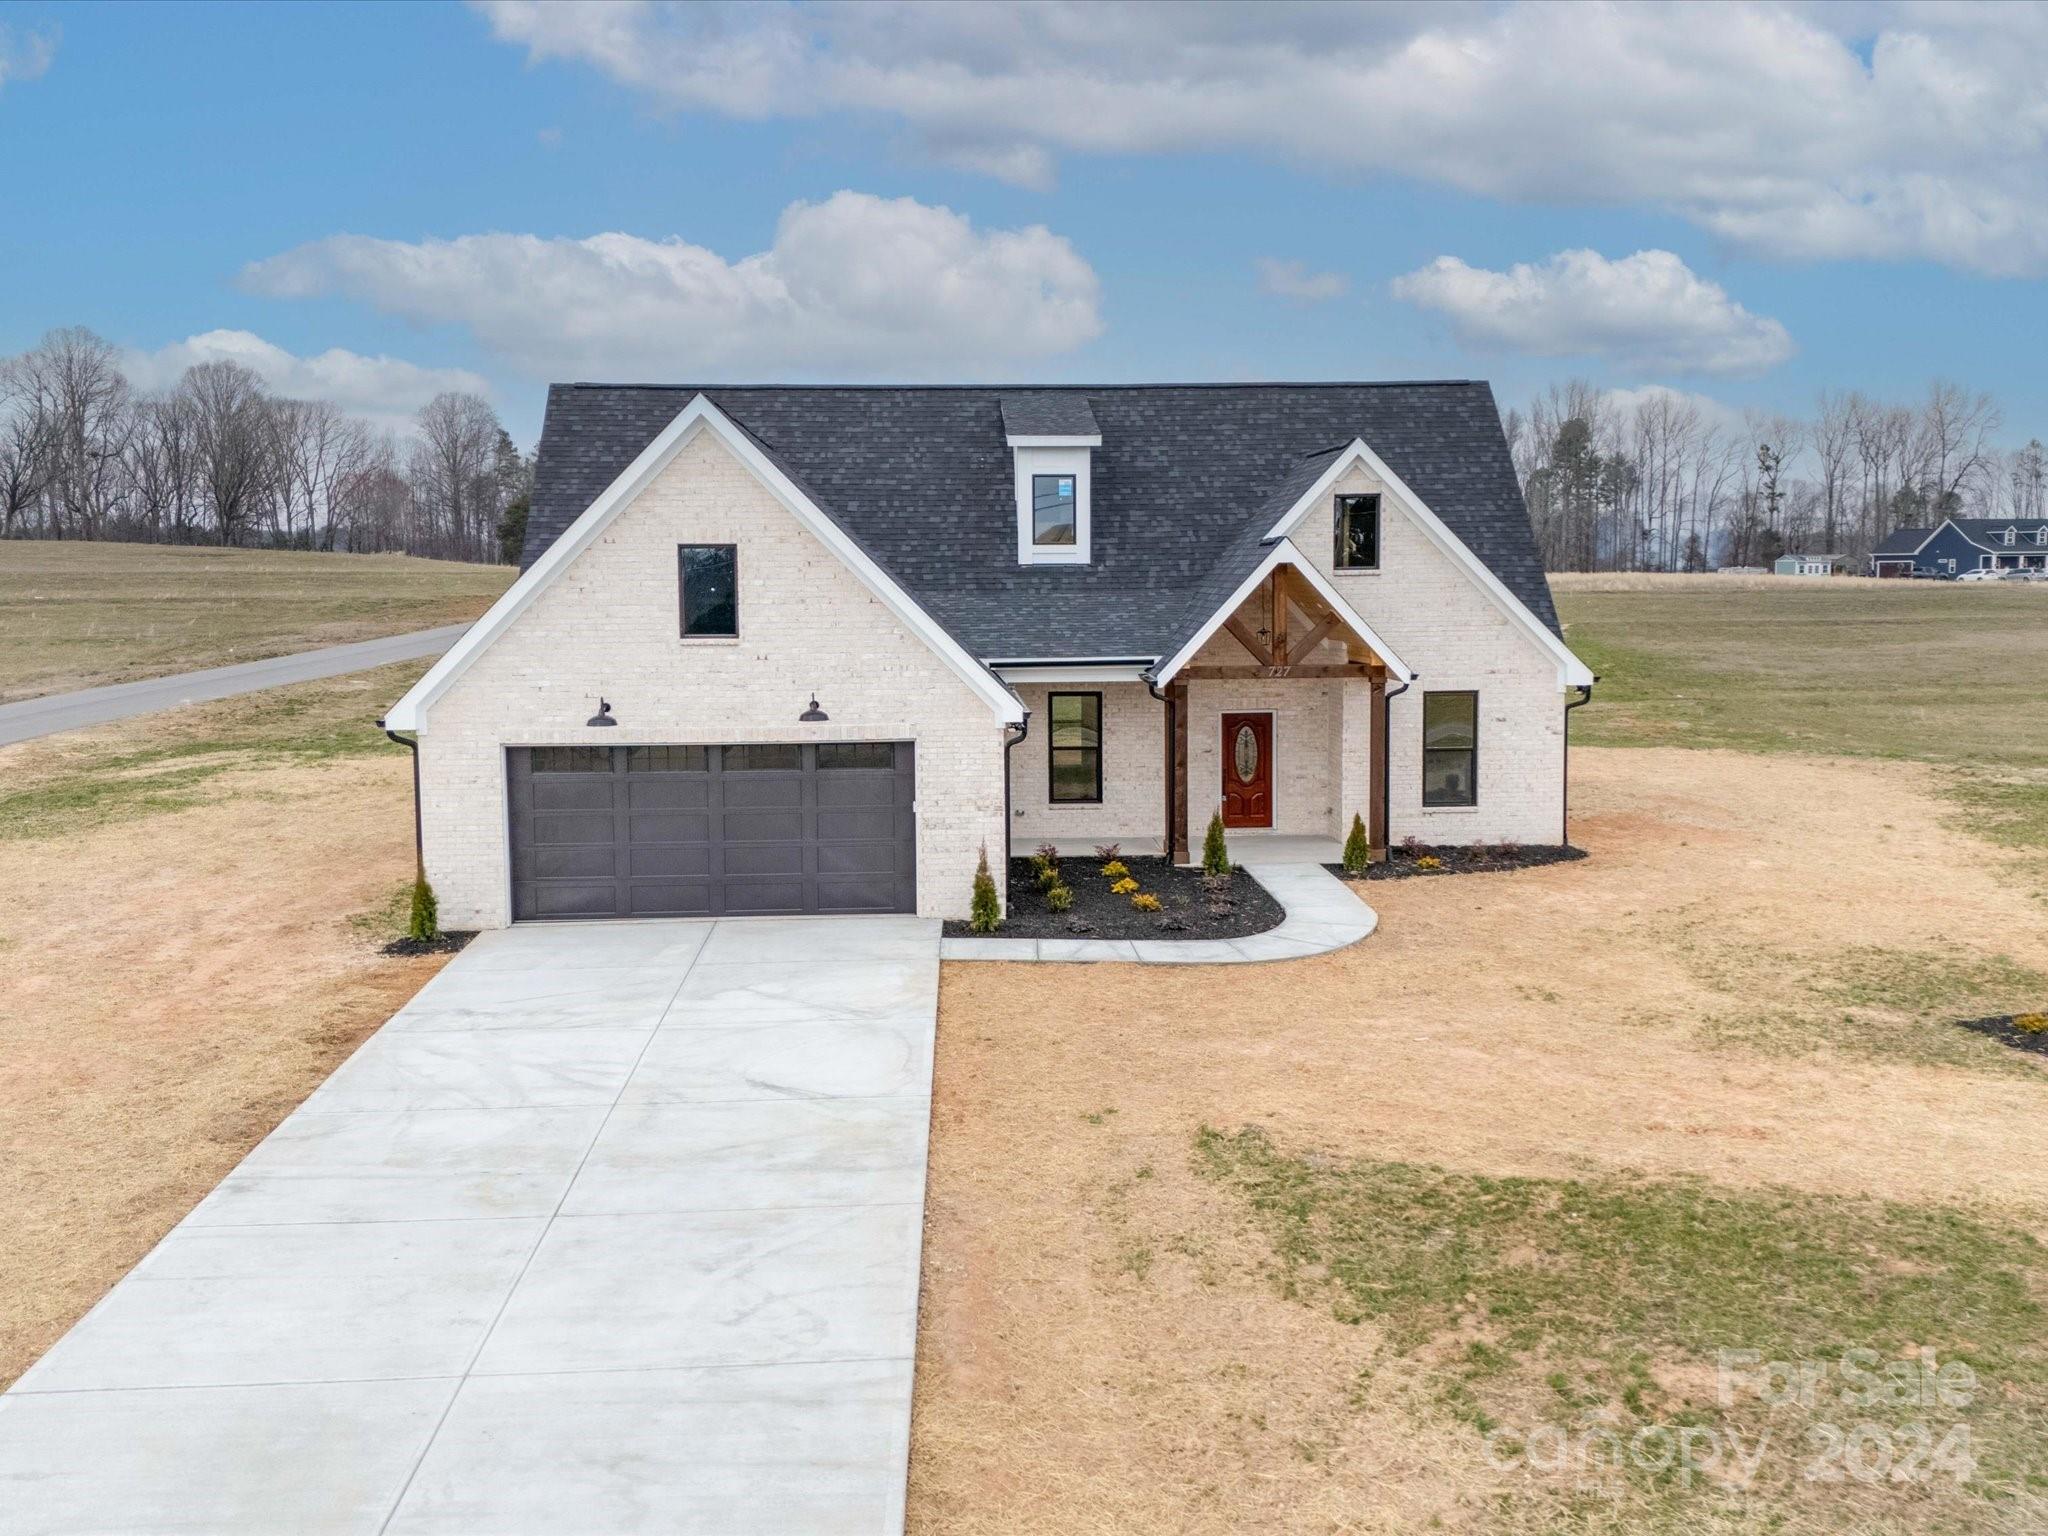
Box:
507;743;915;920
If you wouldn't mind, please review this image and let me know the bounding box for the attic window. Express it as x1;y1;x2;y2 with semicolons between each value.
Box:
1033;474;1078;546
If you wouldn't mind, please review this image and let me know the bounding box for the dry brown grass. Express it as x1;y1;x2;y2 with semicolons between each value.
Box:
1548;571;1909;593
0;540;511;702
909;746;2048;1534
0;686;448;1388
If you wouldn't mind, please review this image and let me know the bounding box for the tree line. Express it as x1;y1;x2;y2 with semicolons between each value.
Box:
0;327;534;565
1504;378;2040;571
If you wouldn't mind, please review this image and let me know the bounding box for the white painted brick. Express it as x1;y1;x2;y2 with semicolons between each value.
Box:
416;432;1006;928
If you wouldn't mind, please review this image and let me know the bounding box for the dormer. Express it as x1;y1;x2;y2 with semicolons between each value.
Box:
1002;393;1099;565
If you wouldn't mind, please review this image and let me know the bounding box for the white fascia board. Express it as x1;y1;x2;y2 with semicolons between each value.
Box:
384;393;1023;731
1005;433;1102;448
992;664;1150;684
1151;538;1415;686
1263;436;1596;690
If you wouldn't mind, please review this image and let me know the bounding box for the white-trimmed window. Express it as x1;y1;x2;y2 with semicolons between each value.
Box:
1333;493;1381;571
1014;446;1091;564
2003;527;2018;545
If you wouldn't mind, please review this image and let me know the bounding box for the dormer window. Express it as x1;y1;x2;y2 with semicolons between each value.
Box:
2035;528;2047;546
1003;393;1099;566
2003;527;2017;545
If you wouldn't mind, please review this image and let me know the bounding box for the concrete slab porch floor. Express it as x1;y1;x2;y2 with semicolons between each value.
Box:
0;915;940;1536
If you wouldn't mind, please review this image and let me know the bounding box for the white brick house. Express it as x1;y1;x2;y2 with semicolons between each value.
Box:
383;385;1593;926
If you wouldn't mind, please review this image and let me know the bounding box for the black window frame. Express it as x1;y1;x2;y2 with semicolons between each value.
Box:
1031;472;1079;547
678;543;739;637
1047;690;1104;804
1334;492;1381;571
1421;690;1478;808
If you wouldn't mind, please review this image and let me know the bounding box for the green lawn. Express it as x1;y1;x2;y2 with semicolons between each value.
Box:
0;541;512;703
1554;580;2048;768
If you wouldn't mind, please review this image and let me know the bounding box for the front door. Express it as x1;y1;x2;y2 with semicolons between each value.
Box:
1220;713;1273;828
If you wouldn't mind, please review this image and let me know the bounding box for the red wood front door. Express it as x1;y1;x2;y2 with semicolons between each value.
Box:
1220;713;1273;828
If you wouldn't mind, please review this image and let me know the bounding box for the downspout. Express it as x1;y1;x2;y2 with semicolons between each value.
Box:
1146;677;1173;860
1379;678;1411;858
378;719;424;881
1562;681;1596;847
1002;712;1031;867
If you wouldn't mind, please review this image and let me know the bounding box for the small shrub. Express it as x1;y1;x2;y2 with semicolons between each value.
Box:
1035;862;1061;889
1415;854;1444;871
1110;876;1140;895
406;875;440;942
1202;810;1231;876
2016;1012;2048;1034
1035;842;1061;868
1131;892;1162;912
970;844;1002;933
1094;843;1121;861
1342;813;1371;876
1401;834;1426;855
1493;838;1521;858
1045;882;1074;913
1100;859;1130;879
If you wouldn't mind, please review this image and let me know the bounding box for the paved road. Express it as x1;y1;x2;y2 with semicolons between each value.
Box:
0;624;470;747
0;915;940;1535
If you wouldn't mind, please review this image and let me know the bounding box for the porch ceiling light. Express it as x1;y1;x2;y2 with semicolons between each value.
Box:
586;698;618;728
799;693;829;723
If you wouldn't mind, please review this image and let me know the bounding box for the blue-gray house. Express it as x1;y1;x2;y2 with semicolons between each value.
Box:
1869;517;2048;576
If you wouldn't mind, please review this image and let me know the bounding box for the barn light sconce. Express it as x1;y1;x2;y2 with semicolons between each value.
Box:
586;698;618;728
799;693;829;723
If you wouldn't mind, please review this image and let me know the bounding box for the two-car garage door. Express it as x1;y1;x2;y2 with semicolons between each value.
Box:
507;742;916;920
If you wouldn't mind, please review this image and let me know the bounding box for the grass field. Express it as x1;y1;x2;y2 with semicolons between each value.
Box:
911;576;2048;1535
0;541;513;702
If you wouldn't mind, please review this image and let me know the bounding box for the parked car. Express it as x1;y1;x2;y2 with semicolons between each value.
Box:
2001;568;2045;582
1957;568;2005;582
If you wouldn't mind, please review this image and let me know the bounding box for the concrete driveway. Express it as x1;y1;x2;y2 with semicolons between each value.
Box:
0;916;940;1535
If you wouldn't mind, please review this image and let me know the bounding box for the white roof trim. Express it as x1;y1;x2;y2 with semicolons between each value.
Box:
1005;433;1102;448
383;394;1024;731
1263;437;1595;690
1151;537;1415;686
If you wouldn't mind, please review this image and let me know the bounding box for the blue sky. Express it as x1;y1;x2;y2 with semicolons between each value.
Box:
4;1;2046;447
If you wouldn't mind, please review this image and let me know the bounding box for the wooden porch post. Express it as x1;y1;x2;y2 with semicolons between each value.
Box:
1170;679;1191;862
1368;668;1389;860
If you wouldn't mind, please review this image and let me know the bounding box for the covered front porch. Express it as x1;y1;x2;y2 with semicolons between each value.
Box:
1003;542;1411;865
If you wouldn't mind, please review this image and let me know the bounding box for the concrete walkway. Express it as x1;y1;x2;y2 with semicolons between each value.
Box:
0;915;940;1535
941;857;1376;963
0;623;470;746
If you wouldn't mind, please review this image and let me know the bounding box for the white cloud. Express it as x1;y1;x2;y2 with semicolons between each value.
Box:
1391;249;1794;375
122;330;491;434
473;0;2048;275
1255;258;1348;303
240;191;1103;379
0;22;57;89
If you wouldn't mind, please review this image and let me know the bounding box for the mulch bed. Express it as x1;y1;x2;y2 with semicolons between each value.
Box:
1326;843;1589;882
943;855;1285;940
1955;1014;2048;1056
380;931;477;957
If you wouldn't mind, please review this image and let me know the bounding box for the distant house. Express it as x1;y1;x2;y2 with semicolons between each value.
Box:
1773;553;1841;577
1869;517;2048;577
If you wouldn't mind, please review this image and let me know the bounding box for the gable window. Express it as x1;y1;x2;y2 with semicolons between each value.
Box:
2003;528;2017;545
1422;691;1477;808
1033;474;1078;546
1334;493;1381;570
1048;692;1103;803
678;544;737;637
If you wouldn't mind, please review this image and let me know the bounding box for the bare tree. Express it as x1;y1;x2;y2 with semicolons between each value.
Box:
0;357;54;537
410;392;504;562
180;360;273;545
16;327;135;539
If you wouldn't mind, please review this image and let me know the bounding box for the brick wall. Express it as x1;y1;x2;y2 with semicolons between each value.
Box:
416;429;1008;927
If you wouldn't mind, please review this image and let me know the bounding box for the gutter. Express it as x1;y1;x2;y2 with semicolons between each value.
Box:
378;719;424;880
1001;710;1031;870
1562;680;1597;846
1379;678;1411;858
1146;677;1175;859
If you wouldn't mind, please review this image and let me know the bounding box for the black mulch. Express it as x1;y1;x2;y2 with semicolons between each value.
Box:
381;931;477;957
1325;843;1589;882
1955;1014;2048;1056
942;856;1285;940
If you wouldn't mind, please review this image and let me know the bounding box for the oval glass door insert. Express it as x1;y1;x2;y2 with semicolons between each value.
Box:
1233;722;1259;782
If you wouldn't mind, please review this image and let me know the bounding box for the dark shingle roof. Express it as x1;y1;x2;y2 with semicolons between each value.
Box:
999;393;1100;439
526;383;1559;659
1871;527;1933;557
